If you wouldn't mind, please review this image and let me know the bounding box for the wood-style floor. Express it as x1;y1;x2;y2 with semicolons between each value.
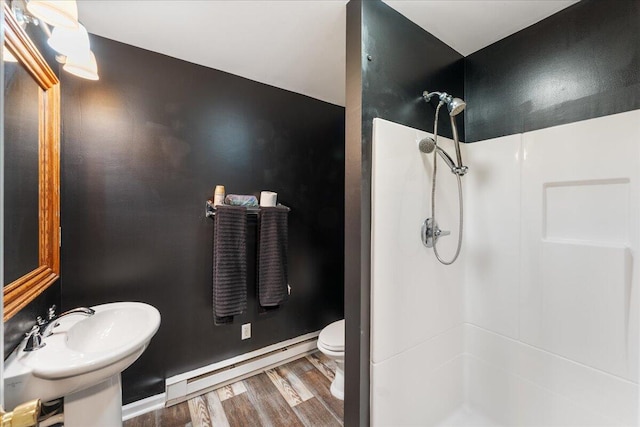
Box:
124;352;343;427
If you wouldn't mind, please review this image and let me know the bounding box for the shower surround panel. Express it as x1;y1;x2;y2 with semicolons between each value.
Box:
370;118;466;426
370;111;640;426
464;109;640;426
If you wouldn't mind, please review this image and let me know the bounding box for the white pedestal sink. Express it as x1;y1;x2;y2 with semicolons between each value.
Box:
4;302;161;426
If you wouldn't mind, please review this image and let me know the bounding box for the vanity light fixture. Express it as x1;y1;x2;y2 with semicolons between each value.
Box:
26;0;78;29
62;50;99;80
10;0;99;80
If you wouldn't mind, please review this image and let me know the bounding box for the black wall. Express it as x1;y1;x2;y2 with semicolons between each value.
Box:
361;2;465;141
60;35;344;403
465;0;640;142
345;1;464;424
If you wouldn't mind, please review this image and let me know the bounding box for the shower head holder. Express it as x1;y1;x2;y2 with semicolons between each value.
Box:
423;90;446;103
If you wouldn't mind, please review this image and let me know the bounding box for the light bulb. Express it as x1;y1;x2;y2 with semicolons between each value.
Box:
48;24;90;58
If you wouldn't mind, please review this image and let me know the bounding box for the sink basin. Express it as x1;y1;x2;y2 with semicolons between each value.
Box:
17;302;160;380
4;302;160;424
68;304;158;354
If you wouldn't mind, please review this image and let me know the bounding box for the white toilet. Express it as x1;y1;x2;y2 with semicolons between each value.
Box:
317;319;345;400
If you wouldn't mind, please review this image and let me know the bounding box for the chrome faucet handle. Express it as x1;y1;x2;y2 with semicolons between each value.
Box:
47;305;57;320
436;229;451;237
422;218;451;247
26;325;39;337
24;325;46;352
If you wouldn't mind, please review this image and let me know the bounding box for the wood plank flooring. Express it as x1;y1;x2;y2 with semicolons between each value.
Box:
124;352;342;427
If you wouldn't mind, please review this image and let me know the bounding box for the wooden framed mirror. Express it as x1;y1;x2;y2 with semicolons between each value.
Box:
3;2;60;321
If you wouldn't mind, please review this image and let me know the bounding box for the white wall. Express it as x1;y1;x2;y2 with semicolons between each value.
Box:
464;110;640;426
370;111;640;426
370;118;465;426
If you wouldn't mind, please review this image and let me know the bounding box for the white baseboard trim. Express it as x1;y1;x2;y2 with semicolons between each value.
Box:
165;331;320;407
122;331;321;419
122;392;166;421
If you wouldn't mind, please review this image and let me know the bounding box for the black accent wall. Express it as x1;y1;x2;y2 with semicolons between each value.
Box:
345;1;463;424
60;35;344;403
361;2;465;141
465;0;640;142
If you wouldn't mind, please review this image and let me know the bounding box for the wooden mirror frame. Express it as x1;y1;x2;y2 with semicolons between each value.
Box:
3;2;60;321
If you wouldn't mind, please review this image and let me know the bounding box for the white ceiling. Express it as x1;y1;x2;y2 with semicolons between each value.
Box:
384;0;579;57
77;0;579;107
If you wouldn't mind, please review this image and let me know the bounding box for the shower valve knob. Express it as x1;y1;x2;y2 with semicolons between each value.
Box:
422;218;450;248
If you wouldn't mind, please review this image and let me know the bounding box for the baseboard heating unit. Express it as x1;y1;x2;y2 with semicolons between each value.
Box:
164;331;320;407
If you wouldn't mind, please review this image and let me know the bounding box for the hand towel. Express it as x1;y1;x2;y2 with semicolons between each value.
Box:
224;194;259;207
213;205;247;324
258;206;289;307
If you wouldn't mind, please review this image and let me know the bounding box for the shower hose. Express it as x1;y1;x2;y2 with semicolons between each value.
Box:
430;102;464;265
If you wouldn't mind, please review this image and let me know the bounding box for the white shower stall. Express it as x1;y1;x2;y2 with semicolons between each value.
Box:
370;111;640;426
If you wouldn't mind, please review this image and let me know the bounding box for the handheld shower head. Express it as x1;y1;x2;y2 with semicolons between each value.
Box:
418;137;457;173
418;136;436;154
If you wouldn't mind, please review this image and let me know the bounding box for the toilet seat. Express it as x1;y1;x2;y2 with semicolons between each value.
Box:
318;319;344;353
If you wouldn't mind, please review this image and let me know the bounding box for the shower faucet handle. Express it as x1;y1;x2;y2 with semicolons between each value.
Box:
422;218;450;248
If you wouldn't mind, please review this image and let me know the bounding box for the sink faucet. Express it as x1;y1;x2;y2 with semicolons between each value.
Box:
24;305;96;352
40;306;95;337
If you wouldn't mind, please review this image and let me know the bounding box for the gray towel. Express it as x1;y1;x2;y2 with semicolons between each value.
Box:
258;206;289;307
213;205;247;324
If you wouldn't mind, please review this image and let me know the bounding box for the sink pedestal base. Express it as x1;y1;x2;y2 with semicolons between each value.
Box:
65;374;122;427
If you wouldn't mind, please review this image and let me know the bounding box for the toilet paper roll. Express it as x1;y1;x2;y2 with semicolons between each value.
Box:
260;191;277;207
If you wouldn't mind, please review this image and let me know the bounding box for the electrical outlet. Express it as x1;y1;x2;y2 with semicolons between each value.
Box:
241;323;251;340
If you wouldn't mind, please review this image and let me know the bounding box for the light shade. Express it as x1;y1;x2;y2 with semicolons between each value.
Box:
47;23;90;58
63;50;99;80
26;0;78;29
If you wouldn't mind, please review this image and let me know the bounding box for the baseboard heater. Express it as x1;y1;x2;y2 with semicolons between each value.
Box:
165;331;320;407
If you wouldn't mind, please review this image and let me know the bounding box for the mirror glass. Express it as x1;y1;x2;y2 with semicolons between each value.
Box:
3;58;41;285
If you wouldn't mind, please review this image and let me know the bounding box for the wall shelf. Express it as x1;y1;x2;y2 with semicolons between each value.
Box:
205;200;289;218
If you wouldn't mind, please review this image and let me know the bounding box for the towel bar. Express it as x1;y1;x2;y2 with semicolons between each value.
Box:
205;200;290;218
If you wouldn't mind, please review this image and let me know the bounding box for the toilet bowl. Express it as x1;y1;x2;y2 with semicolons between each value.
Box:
317;319;345;400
